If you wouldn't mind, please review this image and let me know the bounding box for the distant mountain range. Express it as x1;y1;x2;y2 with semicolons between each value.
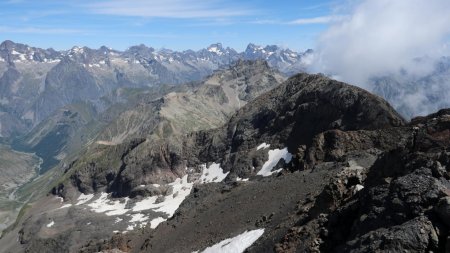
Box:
0;40;311;139
0;40;310;75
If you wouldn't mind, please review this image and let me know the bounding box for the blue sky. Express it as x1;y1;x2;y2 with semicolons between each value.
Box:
0;0;341;51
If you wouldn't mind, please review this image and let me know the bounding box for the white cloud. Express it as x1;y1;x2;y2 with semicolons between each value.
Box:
84;0;252;19
310;0;450;117
311;0;450;87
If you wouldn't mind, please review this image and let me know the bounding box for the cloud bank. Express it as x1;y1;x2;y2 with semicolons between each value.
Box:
310;0;450;117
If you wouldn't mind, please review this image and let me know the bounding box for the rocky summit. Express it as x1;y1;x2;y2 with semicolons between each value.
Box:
1;70;449;253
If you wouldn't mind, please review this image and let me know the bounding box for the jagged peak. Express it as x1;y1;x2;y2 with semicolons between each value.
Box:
207;43;223;49
69;46;86;54
0;40;30;52
126;44;155;56
263;45;280;52
245;43;263;52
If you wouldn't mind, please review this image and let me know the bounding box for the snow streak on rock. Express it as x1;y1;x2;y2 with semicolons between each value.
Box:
75;193;94;205
150;217;167;229
197;229;265;253
256;143;270;150
46;221;54;228
199;163;229;183
257;148;292;177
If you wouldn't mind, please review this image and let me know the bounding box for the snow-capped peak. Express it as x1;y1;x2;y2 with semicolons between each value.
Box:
70;46;84;54
207;43;224;55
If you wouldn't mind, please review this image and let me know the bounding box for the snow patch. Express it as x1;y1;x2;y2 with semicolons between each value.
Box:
87;192;129;216
133;175;192;215
76;193;94;205
73;175;194;231
18;54;26;61
60;204;72;209
199;163;229;183
129;213;149;223
71;46;84;54
46;221;55;228
353;184;364;194
236;177;249;182
150;217;166;229
257;148;292;177
199;229;265;253
208;47;223;56
73;168;232;231
256;143;270;150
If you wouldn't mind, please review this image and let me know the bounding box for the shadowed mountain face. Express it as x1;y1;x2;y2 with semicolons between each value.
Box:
5;73;447;253
0;40;311;139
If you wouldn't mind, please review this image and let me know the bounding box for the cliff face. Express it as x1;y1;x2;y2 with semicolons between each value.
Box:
2;73;449;253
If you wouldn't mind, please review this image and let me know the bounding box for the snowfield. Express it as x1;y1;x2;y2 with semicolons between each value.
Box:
87;192;130;216
57;163;231;232
197;229;265;253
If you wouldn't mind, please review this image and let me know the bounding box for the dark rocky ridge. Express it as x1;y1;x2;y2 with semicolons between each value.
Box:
190;73;405;175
